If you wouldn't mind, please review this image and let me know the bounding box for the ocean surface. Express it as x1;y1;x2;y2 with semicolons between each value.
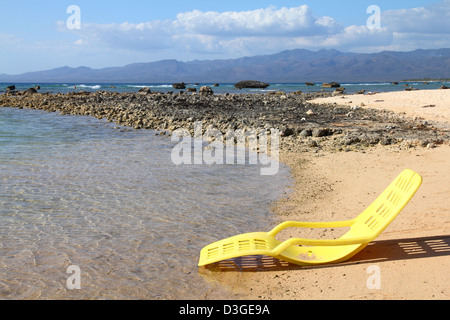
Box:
0;107;291;299
1;81;449;95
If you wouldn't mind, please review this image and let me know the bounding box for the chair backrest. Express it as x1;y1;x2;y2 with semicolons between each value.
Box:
345;169;423;241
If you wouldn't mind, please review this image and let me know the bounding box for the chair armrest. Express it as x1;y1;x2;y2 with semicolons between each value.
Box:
268;219;356;237
272;235;373;256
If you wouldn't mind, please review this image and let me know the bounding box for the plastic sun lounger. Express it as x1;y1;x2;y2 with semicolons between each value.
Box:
198;169;423;267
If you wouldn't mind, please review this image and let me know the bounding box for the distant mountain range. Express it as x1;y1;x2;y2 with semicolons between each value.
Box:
1;48;449;83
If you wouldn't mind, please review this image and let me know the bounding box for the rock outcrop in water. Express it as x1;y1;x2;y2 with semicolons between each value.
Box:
322;82;341;88
234;81;270;90
138;87;152;94
0;89;448;152
172;82;186;90
199;86;214;96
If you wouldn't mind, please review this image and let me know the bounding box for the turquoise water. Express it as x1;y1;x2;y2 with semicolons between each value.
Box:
2;81;449;95
0;107;291;299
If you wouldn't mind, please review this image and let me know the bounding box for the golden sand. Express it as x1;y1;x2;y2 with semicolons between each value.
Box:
200;89;450;300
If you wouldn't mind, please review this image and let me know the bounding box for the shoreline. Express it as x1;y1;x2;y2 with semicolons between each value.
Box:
1;89;449;300
1;89;448;152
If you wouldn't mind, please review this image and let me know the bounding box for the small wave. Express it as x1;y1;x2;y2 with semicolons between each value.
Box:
152;85;173;88
127;84;173;88
127;85;149;88
341;83;392;86
77;85;102;90
249;89;275;92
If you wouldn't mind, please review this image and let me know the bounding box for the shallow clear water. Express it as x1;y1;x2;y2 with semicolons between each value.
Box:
0;107;291;299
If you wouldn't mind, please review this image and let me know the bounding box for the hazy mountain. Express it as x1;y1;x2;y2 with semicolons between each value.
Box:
1;48;449;83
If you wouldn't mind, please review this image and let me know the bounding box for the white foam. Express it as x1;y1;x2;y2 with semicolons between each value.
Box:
77;84;102;90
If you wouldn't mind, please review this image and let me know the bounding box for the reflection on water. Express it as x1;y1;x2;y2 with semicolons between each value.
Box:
0;107;291;299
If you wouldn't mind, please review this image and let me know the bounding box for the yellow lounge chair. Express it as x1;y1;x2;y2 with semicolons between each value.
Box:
198;169;423;267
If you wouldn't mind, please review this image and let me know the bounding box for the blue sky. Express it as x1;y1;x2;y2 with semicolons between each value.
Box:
1;0;449;74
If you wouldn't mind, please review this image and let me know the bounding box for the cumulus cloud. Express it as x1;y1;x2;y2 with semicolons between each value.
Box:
59;2;450;59
174;5;342;37
60;5;345;57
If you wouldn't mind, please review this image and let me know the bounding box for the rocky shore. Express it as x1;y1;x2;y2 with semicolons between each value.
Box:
1;89;448;152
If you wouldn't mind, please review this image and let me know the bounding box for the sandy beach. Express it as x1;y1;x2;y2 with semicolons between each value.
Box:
309;89;450;126
200;89;450;300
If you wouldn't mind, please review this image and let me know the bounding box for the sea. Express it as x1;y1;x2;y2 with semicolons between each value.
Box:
0;100;291;299
0;80;448;300
1;80;449;95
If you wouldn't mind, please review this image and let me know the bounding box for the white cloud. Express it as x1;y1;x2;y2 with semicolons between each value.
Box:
321;26;393;51
174;5;342;37
60;5;345;57
383;0;450;34
373;0;450;52
57;2;450;60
